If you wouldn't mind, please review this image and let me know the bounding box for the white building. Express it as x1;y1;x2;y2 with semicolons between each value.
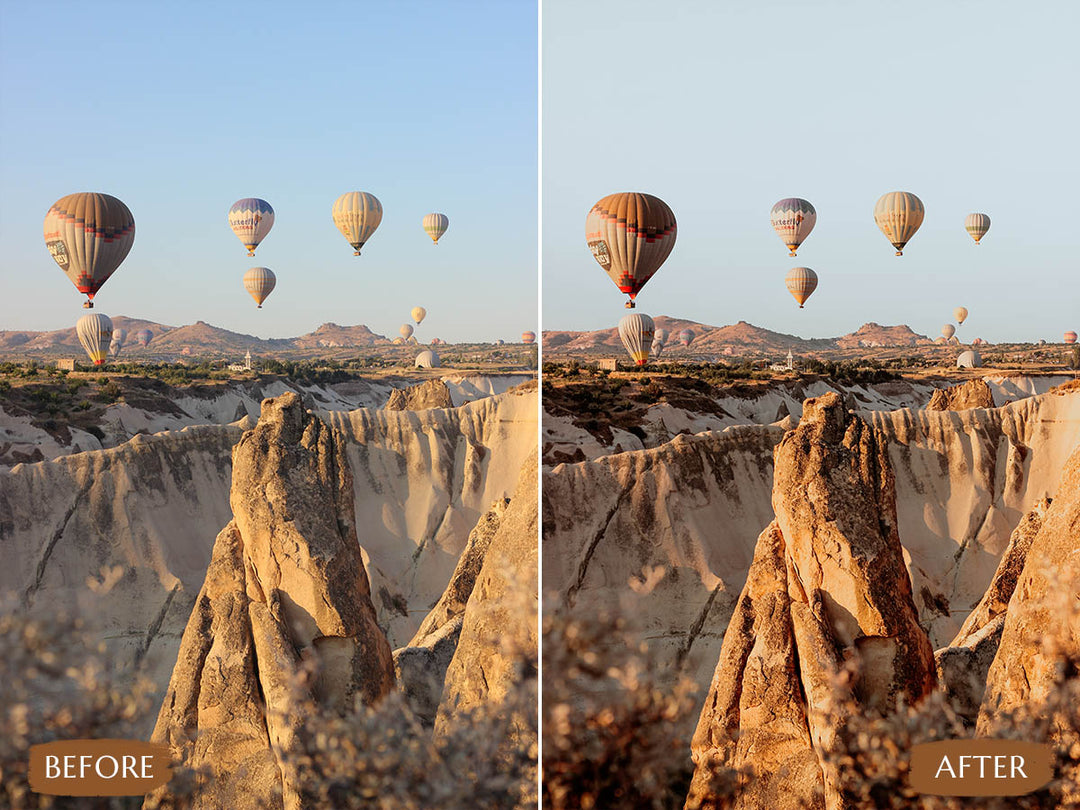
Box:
228;350;253;373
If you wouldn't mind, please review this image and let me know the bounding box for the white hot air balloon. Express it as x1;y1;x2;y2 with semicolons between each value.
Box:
76;313;114;366
412;306;427;324
618;312;655;367
415;349;441;368
400;324;414;340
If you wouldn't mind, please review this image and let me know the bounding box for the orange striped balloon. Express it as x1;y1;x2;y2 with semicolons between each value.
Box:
586;193;677;308
785;267;818;308
874;192;924;255
243;267;276;308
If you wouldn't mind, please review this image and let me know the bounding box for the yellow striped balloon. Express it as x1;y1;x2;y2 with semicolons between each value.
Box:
522;331;536;344
586;192;677;308
423;213;449;245
770;198;816;256
412;306;427;324
785;267;818;308
954;306;968;325
44;193;135;308
332;192;383;255
76;312;114;366
243;267;276;308
618;312;655;367
1065;331;1077;345
964;213;990;244
874;192;925;255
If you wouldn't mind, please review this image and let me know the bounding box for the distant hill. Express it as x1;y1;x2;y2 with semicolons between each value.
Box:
543;317;932;355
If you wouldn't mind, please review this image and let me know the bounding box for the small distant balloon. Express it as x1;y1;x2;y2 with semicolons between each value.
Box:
618;313;655;367
957;350;982;369
651;338;664;361
521;331;536;345
412;306;427;324
785;267;818;308
243;267;276;308
586;192;677;308
44;192;135;308
770;198;816;256
332;192;383;255
134;329;153;347
654;328;669;345
422;214;449;245
228;198;274;256
942;324;956;340
1066;331;1078;345
400;324;414;340
76;313;114;366
874;192;924;256
679;328;693;347
964;213;990;244
112;327;128;349
954;307;968;325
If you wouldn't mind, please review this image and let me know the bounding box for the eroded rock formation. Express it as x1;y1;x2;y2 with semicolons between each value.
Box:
927;378;994;411
384;379;454;411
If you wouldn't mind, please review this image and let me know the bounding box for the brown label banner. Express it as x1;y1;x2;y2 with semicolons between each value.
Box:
28;739;173;797
910;739;1053;797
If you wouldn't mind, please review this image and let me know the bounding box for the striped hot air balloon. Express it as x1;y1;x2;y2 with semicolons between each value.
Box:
400;324;414;340
412;306;427;324
422;213;449;245
76;313;113;366
586;193;677;308
770;198;816;256
521;331;536;344
874;192;925;256
785;267;818;308
618;313;655;367
965;213;990;244
954;307;968;325
134;329;153;347
654;328;669;345
679;328;693;347
1066;331;1078;345
44;193;135;308
243;267;276;308
332;192;383;255
651;338;664;361
109;327;127;358
942;324;956;340
228;198;274;256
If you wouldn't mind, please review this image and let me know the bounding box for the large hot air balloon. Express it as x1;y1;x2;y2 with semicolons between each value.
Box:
134;329;153;348
228;198;274;256
422;213;449;245
618;313;655;367
44;193;135;308
954;306;968;325
785;267;819;308
770;198;816;256
874;192;924;256
332;192;383;255
586;192;677;308
415;350;441;368
522;331;536;345
965;213;990;244
412;306;427;324
679;328;693;347
1066;331;1078;345
942;324;956;340
400;324;414;340
243;267;276;308
76;313;113;366
651;338;664;361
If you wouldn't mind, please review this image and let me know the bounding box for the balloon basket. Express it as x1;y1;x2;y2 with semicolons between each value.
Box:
83;301;93;309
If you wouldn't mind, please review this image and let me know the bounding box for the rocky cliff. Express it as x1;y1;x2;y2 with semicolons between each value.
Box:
927;378;995;411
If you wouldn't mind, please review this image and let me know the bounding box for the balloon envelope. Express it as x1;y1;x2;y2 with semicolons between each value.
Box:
957;350;982;368
112;327;128;348
422;213;448;245
522;331;536;344
400;324;414;339
44;193;135;307
965;213;990;244
586;192;677;307
618;313;655;367
942;324;956;339
412;306;427;324
332;192;383;255
785;267;818;308
76;313;113;366
228;198;274;256
1066;331;1078;345
874;192;924;255
415;350;441;368
134;329;153;347
651;338;664;360
679;329;693;347
770;198;816;256
954;306;968;325
243;267;276;308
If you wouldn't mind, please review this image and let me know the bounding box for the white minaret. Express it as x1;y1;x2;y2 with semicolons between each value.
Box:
786;349;794;370
244;350;252;370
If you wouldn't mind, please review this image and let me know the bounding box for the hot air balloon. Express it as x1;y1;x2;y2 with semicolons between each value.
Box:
957;350;982;369
134;329;153;348
522;331;536;345
415;350;441;368
972;337;986;346
785;267;819;308
422;213;449;245
874;192;924;256
942;324;956;340
654;328;669;345
332;192;383;255
1066;331;1078;345
954;307;968;325
76;313;113;366
228;198;274;256
618;313;655;367
679;329;693;347
400;324;414;340
770;198;816;256
965;213;990;244
243;267;276;308
44;193;135;308
112;327;128;350
651;338;665;361
412;306;427;324
392;337;405;345
586;192;677;308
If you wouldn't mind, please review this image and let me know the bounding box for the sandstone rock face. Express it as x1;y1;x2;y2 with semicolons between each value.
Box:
927;378;994;411
384;379;454;411
436;450;538;742
978;442;1080;733
149;393;395;810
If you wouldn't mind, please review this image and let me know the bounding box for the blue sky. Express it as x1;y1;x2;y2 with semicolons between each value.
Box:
542;0;1078;344
1;1;537;343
